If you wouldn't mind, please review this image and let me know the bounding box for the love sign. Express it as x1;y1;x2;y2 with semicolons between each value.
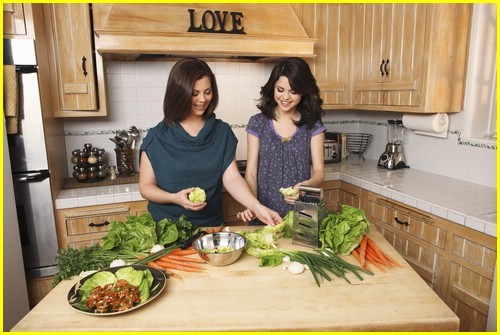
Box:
187;9;246;35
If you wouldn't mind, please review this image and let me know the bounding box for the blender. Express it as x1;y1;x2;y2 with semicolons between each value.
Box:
378;119;408;169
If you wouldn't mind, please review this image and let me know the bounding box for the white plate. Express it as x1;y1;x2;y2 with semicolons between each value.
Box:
67;265;166;316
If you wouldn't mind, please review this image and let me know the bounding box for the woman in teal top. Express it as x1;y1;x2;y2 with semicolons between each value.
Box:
139;58;281;227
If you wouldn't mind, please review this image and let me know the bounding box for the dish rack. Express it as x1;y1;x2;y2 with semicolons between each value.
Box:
346;133;373;161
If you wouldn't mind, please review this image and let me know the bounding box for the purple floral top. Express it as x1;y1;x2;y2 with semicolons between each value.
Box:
246;113;326;217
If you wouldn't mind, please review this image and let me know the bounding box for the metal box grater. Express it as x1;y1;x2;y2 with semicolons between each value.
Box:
292;186;328;248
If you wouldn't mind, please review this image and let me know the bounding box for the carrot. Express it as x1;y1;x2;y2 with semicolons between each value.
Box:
146;261;166;270
158;257;205;271
168;247;197;256
365;246;383;264
155;260;204;272
163;269;183;282
358;234;368;267
381;250;403;268
365;253;386;272
161;254;206;263
367;238;391;267
351;248;362;265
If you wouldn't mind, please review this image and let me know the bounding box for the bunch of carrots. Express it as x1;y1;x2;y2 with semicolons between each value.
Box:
146;247;205;280
351;235;403;272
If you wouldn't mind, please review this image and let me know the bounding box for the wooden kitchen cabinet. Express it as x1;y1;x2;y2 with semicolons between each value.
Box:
42;4;107;117
351;4;470;113
301;4;351;109
55;201;148;249
3;3;34;38
357;186;496;332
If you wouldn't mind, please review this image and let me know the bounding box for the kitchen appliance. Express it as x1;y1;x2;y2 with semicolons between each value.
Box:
324;132;342;163
378;119;408;170
5;38;59;278
292;186;327;248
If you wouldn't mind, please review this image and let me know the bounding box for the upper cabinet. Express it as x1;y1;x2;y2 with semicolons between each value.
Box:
351;4;471;113
3;3;34;38
299;4;471;114
42;4;107;117
301;4;351;109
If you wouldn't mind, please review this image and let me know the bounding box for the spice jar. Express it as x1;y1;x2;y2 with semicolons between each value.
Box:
87;153;98;165
109;166;117;180
77;151;87;165
87;166;98;180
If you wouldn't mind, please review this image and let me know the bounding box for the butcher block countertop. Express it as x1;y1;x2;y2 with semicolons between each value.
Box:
12;227;459;332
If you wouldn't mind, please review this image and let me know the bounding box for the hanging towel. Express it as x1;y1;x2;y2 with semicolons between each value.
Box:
3;65;19;134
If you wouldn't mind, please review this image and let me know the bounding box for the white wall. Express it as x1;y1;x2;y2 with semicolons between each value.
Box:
63;60;496;188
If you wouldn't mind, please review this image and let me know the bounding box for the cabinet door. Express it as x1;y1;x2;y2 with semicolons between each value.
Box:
3;3;27;36
447;231;496;331
49;4;98;111
352;4;426;108
302;4;351;108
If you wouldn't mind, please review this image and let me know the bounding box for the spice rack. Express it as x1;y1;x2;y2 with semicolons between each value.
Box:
71;143;108;182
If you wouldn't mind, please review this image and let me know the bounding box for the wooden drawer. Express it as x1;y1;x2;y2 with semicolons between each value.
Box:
56;201;148;249
365;195;447;250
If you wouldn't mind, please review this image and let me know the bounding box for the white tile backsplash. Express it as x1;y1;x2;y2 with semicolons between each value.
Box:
62;60;496;189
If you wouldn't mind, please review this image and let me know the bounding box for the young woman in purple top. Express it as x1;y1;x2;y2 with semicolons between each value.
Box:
238;57;326;224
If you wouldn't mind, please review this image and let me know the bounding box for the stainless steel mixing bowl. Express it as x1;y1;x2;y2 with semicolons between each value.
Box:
192;232;247;266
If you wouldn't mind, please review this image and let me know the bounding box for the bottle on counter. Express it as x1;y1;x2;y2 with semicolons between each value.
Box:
109;166;117;180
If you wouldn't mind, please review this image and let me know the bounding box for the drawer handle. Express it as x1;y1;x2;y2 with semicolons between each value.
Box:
394;217;409;226
89;221;110;228
380;59;385;76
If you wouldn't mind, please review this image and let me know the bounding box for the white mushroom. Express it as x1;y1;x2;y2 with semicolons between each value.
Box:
287;261;305;275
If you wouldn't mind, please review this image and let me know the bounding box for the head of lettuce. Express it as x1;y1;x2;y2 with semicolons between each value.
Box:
319;205;371;255
188;187;206;203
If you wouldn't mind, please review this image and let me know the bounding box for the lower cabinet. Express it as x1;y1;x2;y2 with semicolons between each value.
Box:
355;185;496;332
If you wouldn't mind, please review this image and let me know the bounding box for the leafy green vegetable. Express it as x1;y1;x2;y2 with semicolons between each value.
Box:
79;271;116;297
319;205;371;255
115;267;153;302
101;213;199;253
279;187;299;197
101;213;158;252
188;187;206;202
52;244;144;287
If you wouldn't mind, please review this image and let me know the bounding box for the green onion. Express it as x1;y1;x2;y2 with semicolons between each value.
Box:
283;249;374;287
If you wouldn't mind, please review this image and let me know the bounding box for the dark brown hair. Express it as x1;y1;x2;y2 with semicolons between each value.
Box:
257;57;324;129
163;58;219;124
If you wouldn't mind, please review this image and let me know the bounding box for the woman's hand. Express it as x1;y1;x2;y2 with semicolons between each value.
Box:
237;208;255;222
283;183;302;205
252;205;282;226
177;187;207;212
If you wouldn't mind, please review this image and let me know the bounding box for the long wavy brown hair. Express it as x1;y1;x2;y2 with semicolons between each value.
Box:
257;57;324;129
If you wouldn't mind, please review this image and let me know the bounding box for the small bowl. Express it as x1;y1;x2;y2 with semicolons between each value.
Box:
192;232;247;267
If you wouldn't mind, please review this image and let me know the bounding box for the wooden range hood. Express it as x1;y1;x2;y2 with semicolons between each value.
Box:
92;4;316;61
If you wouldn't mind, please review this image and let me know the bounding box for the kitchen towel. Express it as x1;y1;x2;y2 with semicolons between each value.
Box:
402;113;449;138
3;65;19;134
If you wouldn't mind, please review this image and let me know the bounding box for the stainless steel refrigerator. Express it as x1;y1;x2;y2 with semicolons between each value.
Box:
5;38;59;278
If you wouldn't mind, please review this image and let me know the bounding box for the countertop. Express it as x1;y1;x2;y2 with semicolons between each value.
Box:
55;158;497;237
12;227;459;332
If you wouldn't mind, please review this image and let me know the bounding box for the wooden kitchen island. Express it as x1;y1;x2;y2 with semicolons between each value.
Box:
12;228;459;332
